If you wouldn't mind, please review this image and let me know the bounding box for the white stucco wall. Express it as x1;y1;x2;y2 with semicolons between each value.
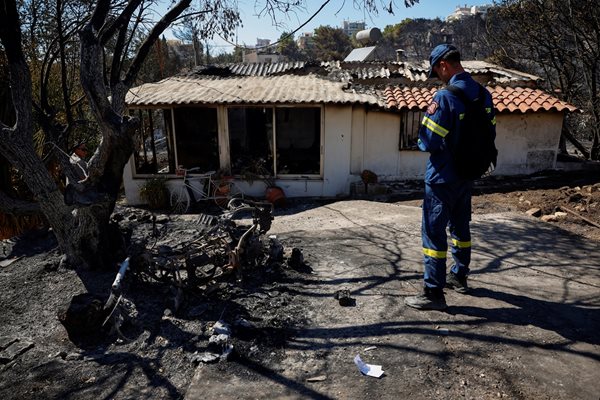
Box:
356;110;564;181
494;112;563;175
363;110;429;180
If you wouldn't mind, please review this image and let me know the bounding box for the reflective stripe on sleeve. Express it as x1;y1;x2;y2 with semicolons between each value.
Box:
491;117;496;125
421;116;449;138
486;107;492;113
423;247;447;258
452;239;472;248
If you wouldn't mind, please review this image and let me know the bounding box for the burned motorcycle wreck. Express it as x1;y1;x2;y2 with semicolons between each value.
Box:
137;198;280;289
59;199;289;343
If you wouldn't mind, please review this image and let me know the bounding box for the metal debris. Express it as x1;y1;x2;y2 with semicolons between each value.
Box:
59;199;282;346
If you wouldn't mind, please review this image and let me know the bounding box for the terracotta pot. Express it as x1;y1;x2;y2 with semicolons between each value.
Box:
265;186;286;207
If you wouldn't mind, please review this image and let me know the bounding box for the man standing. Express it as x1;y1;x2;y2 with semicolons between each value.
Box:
405;44;496;311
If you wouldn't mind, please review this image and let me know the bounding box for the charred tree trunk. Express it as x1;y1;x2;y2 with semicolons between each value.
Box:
1;0;135;269
1;0;203;269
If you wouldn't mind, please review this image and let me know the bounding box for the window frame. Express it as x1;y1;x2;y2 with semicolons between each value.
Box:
399;110;424;151
130;106;177;178
130;104;324;180
225;104;324;179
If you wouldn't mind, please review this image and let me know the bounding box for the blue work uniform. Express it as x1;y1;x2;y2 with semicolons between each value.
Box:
418;71;496;289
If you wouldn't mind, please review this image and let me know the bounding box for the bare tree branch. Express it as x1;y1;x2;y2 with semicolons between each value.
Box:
90;0;113;33
100;0;143;45
123;0;192;88
0;0;34;138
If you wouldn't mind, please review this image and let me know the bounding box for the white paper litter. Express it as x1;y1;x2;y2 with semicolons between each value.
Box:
354;354;384;378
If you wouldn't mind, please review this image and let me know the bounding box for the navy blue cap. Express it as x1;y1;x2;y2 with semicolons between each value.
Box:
428;44;458;78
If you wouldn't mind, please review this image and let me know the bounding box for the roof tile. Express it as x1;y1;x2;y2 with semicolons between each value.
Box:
382;86;577;113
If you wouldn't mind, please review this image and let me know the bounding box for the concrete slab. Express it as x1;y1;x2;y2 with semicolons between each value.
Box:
185;201;600;399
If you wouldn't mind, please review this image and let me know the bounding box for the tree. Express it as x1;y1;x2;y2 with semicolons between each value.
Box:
0;0;240;269
276;31;303;61
212;47;243;63
173;16;204;67
0;0;420;271
312;25;352;61
448;15;487;60
382;18;443;61
486;0;600;160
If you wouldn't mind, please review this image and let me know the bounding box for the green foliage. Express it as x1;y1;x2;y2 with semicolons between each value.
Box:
312;26;353;61
381;18;444;60
240;159;276;187
139;177;169;209
276;32;304;61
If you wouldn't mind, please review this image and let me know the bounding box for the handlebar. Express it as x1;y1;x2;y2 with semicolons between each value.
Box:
176;166;216;177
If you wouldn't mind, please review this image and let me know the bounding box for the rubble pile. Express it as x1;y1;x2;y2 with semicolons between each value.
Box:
58;199;310;360
522;183;600;227
127;199;279;296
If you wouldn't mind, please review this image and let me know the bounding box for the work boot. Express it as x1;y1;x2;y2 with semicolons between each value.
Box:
446;272;469;294
405;287;447;311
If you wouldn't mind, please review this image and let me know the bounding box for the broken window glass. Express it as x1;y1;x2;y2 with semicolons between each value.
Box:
228;107;274;175
275;107;321;175
132;109;174;174
174;107;219;171
399;110;423;150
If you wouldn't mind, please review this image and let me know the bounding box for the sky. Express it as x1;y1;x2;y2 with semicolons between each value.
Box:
166;0;495;54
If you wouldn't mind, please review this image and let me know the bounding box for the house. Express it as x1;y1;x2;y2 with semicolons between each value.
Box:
242;38;282;64
446;4;491;22
123;60;576;205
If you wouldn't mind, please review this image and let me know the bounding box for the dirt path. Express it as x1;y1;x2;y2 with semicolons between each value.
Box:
187;201;600;399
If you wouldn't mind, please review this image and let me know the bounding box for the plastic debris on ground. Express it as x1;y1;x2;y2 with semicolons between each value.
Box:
354;354;384;378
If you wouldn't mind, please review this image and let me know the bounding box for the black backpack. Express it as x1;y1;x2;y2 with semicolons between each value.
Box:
446;84;498;180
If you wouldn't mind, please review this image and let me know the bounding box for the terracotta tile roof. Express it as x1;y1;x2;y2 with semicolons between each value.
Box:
384;87;437;110
383;86;578;113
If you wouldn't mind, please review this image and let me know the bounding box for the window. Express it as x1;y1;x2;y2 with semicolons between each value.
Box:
132;109;175;174
133;105;322;177
228;107;274;175
276;108;321;174
399;110;423;150
227;106;322;177
173;107;219;171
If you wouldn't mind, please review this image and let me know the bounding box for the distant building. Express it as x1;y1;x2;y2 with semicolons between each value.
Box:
256;38;271;49
446;4;491;22
241;38;281;63
342;20;366;38
297;32;314;51
242;51;282;64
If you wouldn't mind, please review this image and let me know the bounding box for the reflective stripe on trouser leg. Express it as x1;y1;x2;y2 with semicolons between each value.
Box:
450;237;471;277
422;183;450;289
449;181;472;278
